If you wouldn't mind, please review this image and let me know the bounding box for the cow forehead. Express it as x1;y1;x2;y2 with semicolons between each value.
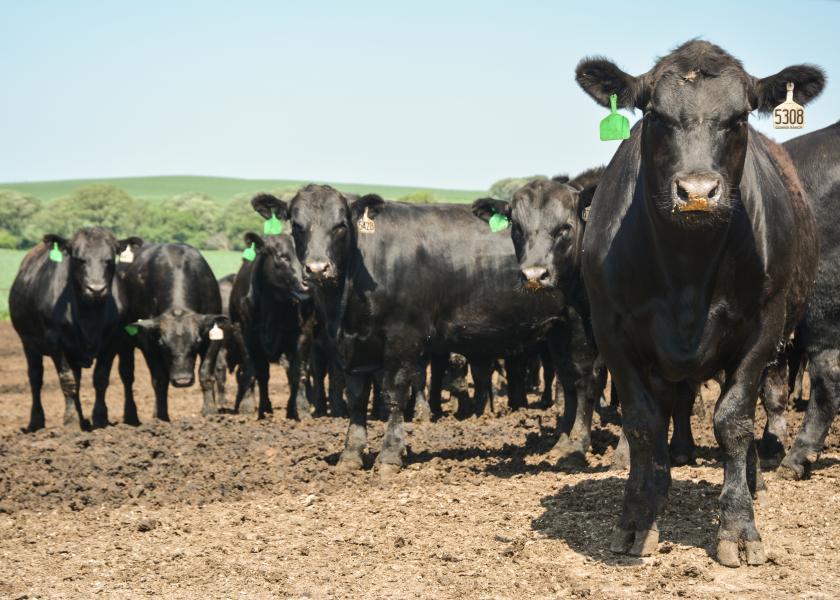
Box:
291;188;347;223
70;228;117;256
513;182;576;226
264;235;295;254
652;69;750;118
159;310;201;337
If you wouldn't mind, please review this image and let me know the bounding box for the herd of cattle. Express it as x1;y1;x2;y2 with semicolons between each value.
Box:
8;41;840;568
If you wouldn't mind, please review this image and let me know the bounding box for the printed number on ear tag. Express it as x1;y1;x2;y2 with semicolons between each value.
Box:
358;207;375;235
600;93;630;141
208;324;224;341
773;82;805;129
488;213;510;233
49;243;63;263
119;247;134;264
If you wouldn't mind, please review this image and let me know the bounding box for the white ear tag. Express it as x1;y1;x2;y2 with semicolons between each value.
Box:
357;207;375;235
209;324;224;341
773;82;805;129
119;247;135;263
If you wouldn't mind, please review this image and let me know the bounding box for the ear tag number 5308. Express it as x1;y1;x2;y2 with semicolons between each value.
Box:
773;82;805;129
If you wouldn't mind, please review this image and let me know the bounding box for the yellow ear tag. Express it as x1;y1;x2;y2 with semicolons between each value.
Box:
119;246;134;264
208;323;224;341
773;82;805;129
357;207;375;235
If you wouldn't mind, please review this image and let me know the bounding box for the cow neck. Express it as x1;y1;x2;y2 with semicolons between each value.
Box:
639;161;731;289
315;239;363;344
67;280;109;359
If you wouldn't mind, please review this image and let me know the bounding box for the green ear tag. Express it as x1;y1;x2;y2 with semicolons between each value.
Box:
124;325;139;336
600;93;630;141
49;242;63;263
263;215;284;235
488;213;510;233
242;243;257;262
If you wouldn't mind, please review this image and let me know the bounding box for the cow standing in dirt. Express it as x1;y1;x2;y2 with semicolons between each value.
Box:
10;228;142;431
574;40;822;566
119;243;227;420
780;120;840;479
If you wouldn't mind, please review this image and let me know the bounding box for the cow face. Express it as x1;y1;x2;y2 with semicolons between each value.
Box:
288;184;384;288
473;177;592;290
243;232;308;298
45;228;142;305
576;40;824;227
131;309;227;387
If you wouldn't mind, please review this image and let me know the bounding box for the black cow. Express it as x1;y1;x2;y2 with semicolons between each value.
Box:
228;195;314;420
574;40;822;566
286;184;601;474
472;170;607;460
119;244;227;420
780;120;840;479
10;228;142;431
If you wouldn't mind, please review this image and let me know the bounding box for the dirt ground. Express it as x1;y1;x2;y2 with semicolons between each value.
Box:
0;322;838;599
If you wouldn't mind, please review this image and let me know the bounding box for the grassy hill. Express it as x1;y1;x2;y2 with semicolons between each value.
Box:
0;175;484;204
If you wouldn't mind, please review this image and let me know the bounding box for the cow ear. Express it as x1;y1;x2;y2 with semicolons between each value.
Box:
471;198;510;223
117;237;143;253
131;318;160;334
349;194;386;221
752;65;826;114
243;232;265;250
575;57;648;109
43;234;68;251
251;194;289;220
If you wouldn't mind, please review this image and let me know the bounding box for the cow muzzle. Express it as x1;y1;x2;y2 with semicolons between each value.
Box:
171;373;195;388
671;172;723;213
520;266;552;290
304;260;336;282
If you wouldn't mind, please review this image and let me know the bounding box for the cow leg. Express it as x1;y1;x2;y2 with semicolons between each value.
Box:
669;384;696;466
337;373;371;470
118;345;140;425
328;361;348;417
375;365;414;475
713;350;773;567
285;351;312;421
143;349;171;421
309;345;328;417
370;378;388;421
410;361;432;423
253;351;272;420
758;356;789;464
91;348;118;428
198;340;223;416
52;355;89;431
538;347;555;409
780;349;840;480
214;347;228;410
22;347;45;433
467;357;493;418
428;354;447;419
232;328;257;414
609;370;670;558
505;355;528;411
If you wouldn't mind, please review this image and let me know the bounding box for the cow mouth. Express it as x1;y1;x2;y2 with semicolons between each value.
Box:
673;195;717;213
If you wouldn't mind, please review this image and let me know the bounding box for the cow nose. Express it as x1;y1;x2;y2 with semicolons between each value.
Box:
85;283;107;297
304;261;331;277
171;374;194;387
673;172;723;202
521;266;551;285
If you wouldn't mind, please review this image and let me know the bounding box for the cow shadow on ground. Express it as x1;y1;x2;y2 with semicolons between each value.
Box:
531;476;721;566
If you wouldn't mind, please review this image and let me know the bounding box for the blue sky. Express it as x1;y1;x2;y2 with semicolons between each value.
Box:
1;1;838;189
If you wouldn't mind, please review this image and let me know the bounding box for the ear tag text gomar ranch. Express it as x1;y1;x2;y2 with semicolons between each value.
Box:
242;243;257;262
263;215;284;235
488;213;510;233
124;324;139;336
49;243;63;263
118;246;134;264
208;323;224;341
773;82;805;129
357;207;375;235
600;93;630;141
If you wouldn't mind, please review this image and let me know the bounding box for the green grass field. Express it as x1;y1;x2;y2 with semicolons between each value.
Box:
0;175;483;204
0;248;242;320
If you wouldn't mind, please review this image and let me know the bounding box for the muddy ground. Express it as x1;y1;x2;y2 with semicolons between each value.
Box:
0;322;838;599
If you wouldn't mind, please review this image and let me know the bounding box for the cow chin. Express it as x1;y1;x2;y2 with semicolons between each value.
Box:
667;198;732;229
305;272;340;288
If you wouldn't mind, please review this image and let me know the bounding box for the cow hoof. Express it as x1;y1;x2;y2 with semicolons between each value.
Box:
238;397;257;415
745;540;766;565
778;454;813;480
124;417;141;426
201;404;219;417
716;540;741;568
609;527;634;554
336;451;364;472
629;528;659;556
22;421;45;434
376;462;402;479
